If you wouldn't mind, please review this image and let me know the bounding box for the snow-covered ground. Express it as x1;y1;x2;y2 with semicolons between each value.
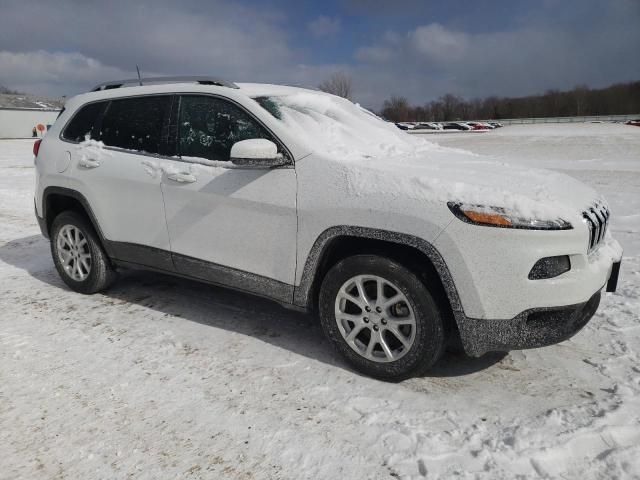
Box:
1;123;639;479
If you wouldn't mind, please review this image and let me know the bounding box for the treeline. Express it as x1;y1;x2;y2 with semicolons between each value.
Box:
380;81;640;122
0;84;23;95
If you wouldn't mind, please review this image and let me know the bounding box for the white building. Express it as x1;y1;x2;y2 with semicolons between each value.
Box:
0;108;61;139
0;94;63;139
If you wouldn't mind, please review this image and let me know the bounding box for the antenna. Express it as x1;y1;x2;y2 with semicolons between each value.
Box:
136;65;142;86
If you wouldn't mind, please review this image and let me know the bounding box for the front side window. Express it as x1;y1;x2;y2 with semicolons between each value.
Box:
253;96;282;120
61;102;106;142
178;95;275;162
99;96;171;154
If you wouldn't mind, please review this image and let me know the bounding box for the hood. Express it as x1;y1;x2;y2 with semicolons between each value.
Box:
257;90;601;223
338;147;601;224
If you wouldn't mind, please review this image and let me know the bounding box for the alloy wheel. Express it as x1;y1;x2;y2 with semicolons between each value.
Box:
334;274;417;363
56;224;92;282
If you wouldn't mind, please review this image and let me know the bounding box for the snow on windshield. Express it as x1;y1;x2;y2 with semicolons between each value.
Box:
257;92;433;159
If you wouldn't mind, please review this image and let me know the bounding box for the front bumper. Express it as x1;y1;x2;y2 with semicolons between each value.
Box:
434;217;624;320
457;291;602;357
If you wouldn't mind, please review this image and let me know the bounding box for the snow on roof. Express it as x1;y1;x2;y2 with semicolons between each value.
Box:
237;83;323;97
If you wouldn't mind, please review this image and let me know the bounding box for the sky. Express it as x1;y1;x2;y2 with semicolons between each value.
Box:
0;0;638;109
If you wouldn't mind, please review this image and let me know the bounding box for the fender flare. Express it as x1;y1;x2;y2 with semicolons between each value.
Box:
292;226;465;315
41;186;109;248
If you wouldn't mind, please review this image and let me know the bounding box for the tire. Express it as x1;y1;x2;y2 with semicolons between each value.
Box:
50;211;117;294
319;255;445;381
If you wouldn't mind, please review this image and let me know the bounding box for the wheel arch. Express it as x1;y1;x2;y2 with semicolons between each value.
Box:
42;187;108;247
294;227;464;327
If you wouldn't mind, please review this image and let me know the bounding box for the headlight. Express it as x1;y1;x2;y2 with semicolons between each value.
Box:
448;202;572;230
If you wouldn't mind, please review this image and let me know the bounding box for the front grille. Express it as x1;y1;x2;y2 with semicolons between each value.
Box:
582;201;610;253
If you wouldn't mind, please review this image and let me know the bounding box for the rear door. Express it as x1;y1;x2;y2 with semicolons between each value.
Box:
66;95;173;269
159;94;298;302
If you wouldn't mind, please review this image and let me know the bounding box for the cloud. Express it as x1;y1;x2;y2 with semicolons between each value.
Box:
308;16;341;37
355;46;393;63
351;11;640;105
0;0;294;95
409;24;468;62
0;0;638;109
0;50;134;97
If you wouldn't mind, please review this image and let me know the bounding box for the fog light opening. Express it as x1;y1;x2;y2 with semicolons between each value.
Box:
528;255;571;280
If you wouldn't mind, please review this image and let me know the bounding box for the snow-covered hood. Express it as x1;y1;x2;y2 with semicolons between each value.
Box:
338;147;600;223
255;88;601;222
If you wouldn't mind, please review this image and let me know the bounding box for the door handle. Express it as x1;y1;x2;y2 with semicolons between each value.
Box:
167;172;197;183
78;157;100;169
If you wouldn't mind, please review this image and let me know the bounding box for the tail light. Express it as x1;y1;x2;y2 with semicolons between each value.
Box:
33;139;42;157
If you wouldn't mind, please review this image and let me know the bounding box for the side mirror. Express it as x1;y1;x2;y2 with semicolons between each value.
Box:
230;139;287;167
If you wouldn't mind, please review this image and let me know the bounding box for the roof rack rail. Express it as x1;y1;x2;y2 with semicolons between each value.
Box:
90;76;239;92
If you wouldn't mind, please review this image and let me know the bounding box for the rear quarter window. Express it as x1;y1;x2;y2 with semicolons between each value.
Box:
61;102;106;142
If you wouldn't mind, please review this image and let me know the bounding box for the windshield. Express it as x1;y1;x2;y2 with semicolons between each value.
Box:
252;92;429;160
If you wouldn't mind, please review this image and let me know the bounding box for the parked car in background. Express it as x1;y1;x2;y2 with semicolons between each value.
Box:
414;122;442;130
625;119;640;127
396;122;415;130
442;122;471;131
466;122;491;131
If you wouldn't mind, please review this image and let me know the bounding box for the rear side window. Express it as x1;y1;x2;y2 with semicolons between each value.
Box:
100;96;171;154
61;102;105;142
178;95;275;162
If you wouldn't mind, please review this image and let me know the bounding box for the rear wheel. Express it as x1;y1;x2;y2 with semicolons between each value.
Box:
50;211;117;294
319;255;445;381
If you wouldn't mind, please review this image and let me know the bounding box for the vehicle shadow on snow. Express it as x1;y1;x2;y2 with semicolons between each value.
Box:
0;234;506;379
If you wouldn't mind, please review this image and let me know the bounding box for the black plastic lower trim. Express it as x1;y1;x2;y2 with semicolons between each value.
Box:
41;187;108;245
607;261;621;292
173;253;293;304
104;240;174;272
293;226;463;313
456;292;601;357
106;241;293;305
35;203;48;239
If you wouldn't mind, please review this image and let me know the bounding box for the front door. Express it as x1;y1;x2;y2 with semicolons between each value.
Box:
160;94;297;302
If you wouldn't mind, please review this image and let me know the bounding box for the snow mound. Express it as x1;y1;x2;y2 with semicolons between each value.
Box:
76;137;110;163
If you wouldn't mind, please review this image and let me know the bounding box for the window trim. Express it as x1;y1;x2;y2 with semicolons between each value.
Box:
59;93;176;160
60;92;294;168
59;100;107;143
93;94;174;156
175;93;293;167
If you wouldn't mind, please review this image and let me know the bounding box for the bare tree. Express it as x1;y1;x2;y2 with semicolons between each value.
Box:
440;94;463;120
572;84;590;116
318;72;353;100
380;96;411;122
378;80;640;121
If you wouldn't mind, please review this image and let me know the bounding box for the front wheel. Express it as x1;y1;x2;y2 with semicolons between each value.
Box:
50;211;117;294
319;255;445;381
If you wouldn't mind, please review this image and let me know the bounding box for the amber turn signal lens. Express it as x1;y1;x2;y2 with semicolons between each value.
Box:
461;210;512;226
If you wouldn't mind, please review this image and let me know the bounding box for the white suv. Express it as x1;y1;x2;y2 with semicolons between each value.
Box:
34;77;623;380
